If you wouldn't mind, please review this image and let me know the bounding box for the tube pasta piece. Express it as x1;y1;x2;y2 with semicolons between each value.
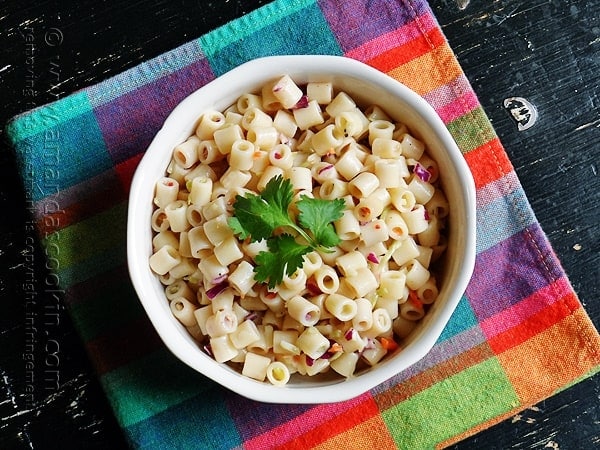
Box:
203;214;234;246
245;324;273;354
378;270;407;301
392;315;418;338
335;108;369;138
228;261;257;297
368;120;395;144
282;269;307;293
304;356;330;377
197;139;223;165
302;251;322;278
334;210;361;241
384;210;409;241
229;139;255;171
154;177;179;208
292;99;324;130
355;193;387;223
170;297;198;327
196;110;225;140
330;351;359;378
296;327;330;360
169;258;197;280
247;125;279;150
341;328;366;353
213;123;244;155
311;124;345;156
325;92;356;117
407;176;435;204
360;219;388;247
260;79;282;111
241;106;273;130
210;335;239;363
325;294;357;321
213;236;243;267
415;244;433;269
335;250;367;277
307;81;333;105
400;133;425;159
197;255;228;285
266;361;291;385
272;74;303;109
268;144;294;169
211;288;235;313
335;145;364;180
405;259;430;290
313;265;340;294
400;297;425;321
344;267;378;298
173;136;200;169
352;297;373;332
375;296;399;321
205;309;238;338
390;237;420;267
374;158;409;188
188;176;213;206
426;189;449;219
230;319;261;349
185;204;204;227
364;105;391;121
361;339;387;366
390;187;416;213
348;171;380;199
235;93;262;114
273;109;298;137
257;165;285;191
287;295;320;327
150;245;181;275
153;230;179;252
401;205;429;235
362;308;393;339
159;271;176;286
272;330;300;355
372;137;401;158
287;166;312;192
417;276;438;304
164;200;189;232
417;215;441;248
311;162;338;184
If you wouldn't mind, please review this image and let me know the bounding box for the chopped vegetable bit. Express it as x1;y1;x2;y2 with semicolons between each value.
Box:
229;175;345;288
379;337;399;351
413;162;432;182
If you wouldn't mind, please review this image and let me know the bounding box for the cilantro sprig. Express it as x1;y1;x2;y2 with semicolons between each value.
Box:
228;176;345;288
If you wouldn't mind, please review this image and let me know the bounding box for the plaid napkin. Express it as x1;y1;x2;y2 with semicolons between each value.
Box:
6;0;600;448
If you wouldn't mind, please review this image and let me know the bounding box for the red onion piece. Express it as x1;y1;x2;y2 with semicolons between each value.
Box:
206;281;228;299
305;355;314;367
413;163;432;182
367;252;379;264
317;164;334;175
291;95;309;109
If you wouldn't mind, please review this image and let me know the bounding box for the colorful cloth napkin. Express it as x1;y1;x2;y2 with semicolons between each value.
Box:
6;0;600;448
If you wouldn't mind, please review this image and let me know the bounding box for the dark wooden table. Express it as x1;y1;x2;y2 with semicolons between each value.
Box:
1;1;598;448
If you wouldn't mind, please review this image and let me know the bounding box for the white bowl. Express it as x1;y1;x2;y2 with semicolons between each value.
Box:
127;55;476;403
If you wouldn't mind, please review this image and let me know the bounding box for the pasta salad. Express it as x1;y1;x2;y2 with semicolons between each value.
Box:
149;75;449;385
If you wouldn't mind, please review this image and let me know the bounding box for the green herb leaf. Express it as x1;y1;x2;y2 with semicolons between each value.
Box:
229;176;296;242
230;175;346;287
254;235;312;288
296;196;345;248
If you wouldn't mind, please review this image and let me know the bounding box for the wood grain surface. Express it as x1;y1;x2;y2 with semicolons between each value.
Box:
0;1;598;449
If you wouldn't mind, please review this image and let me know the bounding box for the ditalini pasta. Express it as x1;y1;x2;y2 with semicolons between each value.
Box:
149;75;449;385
